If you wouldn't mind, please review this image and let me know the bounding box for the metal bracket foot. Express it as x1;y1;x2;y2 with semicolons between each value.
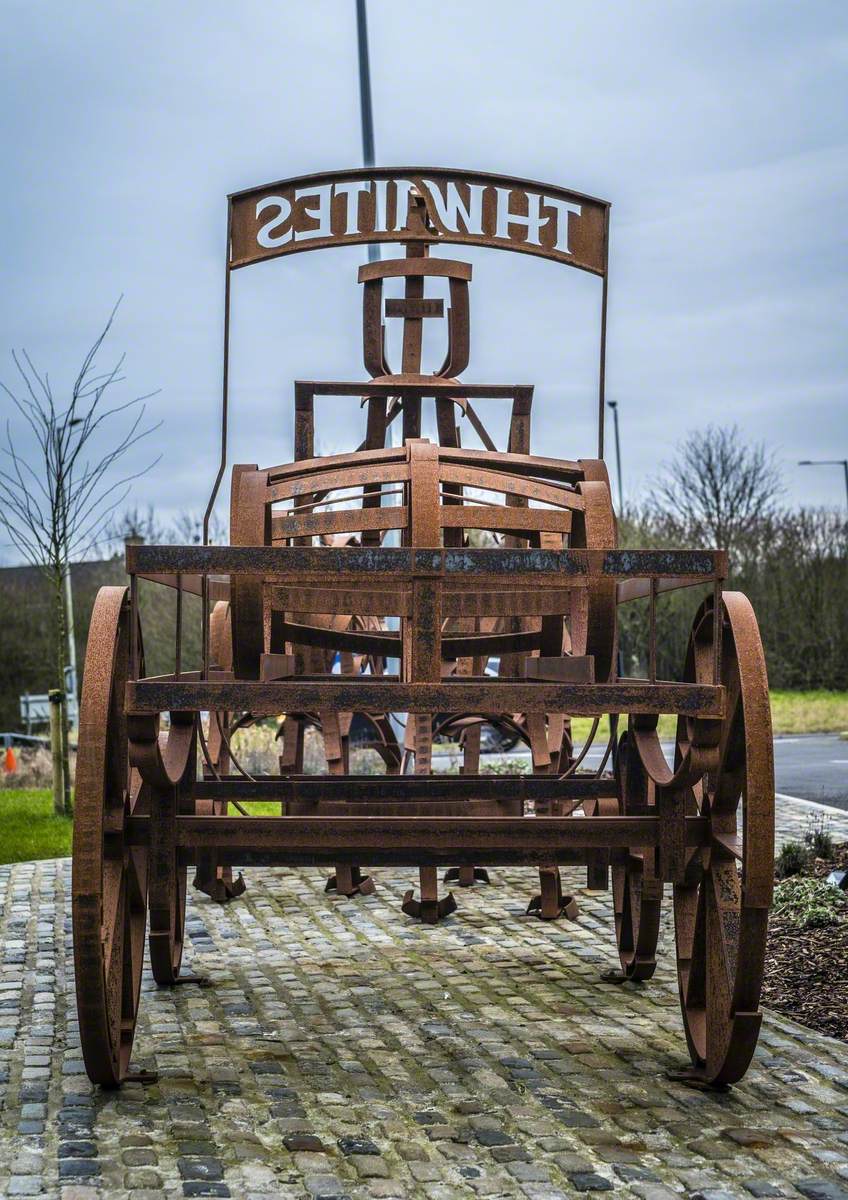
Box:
444;866;490;887
401;889;458;924
599;969;639;985
325;867;376;897
193;871;246;904
527;865;579;920
526;892;579;920
665;1066;730;1093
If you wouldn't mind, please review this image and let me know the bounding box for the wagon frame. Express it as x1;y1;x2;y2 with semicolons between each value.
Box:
72;167;774;1091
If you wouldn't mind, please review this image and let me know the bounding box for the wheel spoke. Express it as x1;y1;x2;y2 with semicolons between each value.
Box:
618;873;633;955
100;859;123;974
103;876;127;1044
704;860;740;1074
124;899;146;1014
628;872;642;948
126;848;147;910
714;703;745;811
684;881;707;1012
708;859;741;989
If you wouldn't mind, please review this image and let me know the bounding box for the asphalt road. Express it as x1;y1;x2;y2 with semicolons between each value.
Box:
481;733;848;811
771;734;848;811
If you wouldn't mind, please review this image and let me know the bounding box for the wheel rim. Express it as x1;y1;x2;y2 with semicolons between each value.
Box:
72;587;148;1087
673;592;774;1084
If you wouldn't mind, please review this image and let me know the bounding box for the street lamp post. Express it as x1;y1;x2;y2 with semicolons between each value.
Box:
798;459;848;512
354;1;404;736
355;0;378;265
606;400;623;512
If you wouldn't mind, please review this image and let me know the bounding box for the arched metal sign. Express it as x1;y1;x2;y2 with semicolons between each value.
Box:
207;168;611;540
229;167;609;274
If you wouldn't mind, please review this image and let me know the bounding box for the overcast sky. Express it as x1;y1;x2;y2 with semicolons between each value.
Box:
1;0;846;560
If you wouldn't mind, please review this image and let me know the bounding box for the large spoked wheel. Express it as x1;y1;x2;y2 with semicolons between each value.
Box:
72;586;148;1087
608;730;662;981
673;592;774;1086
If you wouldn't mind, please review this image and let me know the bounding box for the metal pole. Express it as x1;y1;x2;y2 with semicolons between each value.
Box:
356;0;375;167
48;689;64;816
203;200;233;549
63;560;78;726
597;274;607;459
356;0;379;265
607;400;623;512
356;0;402;730
798;459;848;513
596;208;610;459
202;203;233;679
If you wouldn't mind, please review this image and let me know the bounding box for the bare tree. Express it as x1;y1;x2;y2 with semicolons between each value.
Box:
104;503;166;556
104;505;227;556
170;509;226;545
648;425;783;561
0;301;160;813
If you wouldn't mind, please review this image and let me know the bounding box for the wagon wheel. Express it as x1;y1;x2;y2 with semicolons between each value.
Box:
672;592;774;1087
72;586;148;1087
598;730;662;982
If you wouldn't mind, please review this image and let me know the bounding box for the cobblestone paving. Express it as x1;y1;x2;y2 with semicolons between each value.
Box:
1;798;847;1200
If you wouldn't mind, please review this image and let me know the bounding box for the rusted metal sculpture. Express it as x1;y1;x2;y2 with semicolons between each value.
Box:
72;168;774;1091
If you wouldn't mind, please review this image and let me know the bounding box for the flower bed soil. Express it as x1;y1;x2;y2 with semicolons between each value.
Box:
762;843;848;1041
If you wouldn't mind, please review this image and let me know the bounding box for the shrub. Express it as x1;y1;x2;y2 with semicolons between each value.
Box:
804;813;834;860
775;840;808;879
773;876;847;930
482;757;531;775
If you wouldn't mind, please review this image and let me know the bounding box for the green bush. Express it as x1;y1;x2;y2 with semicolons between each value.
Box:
804;814;834;860
775;840;809;879
482;758;531;775
773;876;847;930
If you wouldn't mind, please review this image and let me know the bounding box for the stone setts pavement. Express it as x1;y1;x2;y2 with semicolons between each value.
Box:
1;797;847;1200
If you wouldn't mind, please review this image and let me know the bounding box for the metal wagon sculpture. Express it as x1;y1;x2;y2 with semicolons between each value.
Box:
72;168;774;1090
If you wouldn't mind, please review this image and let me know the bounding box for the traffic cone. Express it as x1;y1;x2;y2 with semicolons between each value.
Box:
3;746;16;774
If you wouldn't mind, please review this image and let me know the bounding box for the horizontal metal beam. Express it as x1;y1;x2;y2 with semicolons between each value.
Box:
192;774;617;803
295;379;531;398
126;544;726;582
127;680;723;718
276;622;544;659
125;814;709;866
